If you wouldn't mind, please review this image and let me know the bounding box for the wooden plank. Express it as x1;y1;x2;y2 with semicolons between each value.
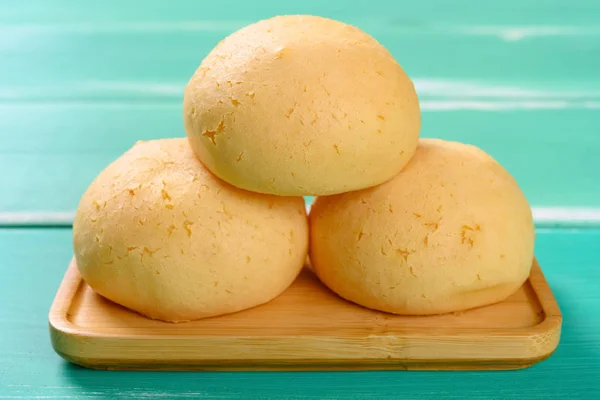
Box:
2;0;599;26
1;105;598;214
1;22;599;89
1;228;598;397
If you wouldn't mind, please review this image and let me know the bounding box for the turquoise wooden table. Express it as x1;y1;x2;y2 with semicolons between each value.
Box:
1;229;599;398
1;0;599;398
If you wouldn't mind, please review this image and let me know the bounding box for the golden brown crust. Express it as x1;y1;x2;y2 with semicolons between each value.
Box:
309;138;535;315
184;15;420;196
73;139;308;322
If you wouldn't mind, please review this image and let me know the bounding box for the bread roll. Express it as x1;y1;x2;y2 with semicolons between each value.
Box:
73;139;308;322
309;139;535;315
184;15;420;196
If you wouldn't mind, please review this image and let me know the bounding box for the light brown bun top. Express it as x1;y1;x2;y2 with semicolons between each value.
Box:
309;138;535;315
184;15;420;196
73;138;308;322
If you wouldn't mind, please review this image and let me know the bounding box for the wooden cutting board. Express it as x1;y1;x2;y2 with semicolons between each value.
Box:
49;257;561;371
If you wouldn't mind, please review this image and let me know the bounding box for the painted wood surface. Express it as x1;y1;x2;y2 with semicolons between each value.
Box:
1;0;599;398
0;0;599;218
1;228;598;398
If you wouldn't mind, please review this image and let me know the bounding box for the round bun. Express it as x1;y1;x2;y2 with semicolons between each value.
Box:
73;138;308;322
309;139;535;315
184;15;420;196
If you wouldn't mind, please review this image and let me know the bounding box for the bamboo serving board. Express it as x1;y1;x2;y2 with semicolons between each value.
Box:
49;257;561;371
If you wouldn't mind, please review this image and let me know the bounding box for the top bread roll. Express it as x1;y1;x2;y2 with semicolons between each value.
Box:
184;15;420;196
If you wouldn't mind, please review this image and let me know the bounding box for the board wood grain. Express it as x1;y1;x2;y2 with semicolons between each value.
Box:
49;257;561;371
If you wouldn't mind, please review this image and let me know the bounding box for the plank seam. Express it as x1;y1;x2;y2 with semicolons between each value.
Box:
1;208;600;229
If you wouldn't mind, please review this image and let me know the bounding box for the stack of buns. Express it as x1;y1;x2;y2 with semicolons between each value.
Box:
73;15;535;322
